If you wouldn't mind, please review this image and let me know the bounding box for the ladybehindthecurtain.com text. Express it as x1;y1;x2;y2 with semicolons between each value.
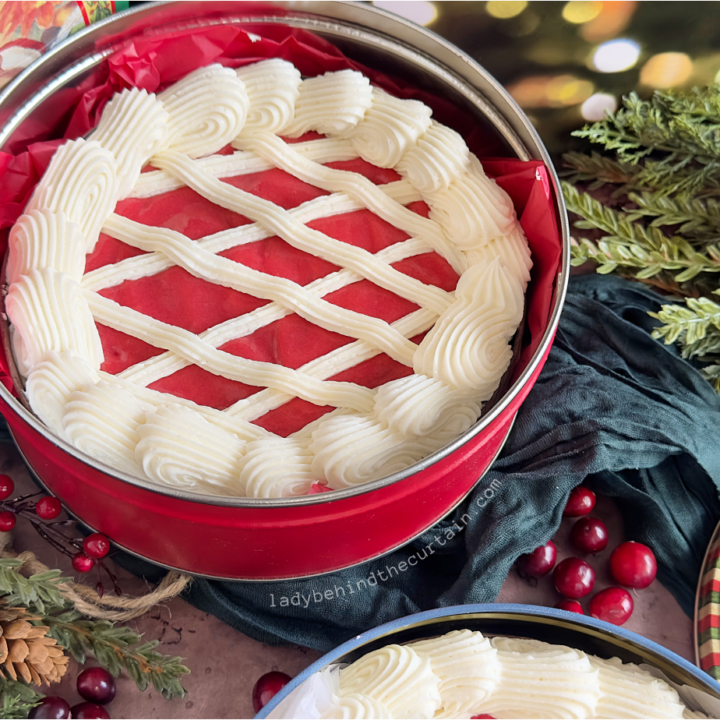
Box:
269;477;502;609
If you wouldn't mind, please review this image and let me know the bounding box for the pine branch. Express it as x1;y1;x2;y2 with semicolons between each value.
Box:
701;363;720;392
627;191;720;242
572;91;720;196
0;678;42;719
650;296;720;353
0;559;68;615
562;151;642;193
564;182;720;282
44;610;189;700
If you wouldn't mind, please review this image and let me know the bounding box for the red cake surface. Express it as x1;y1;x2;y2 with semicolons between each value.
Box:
88;145;461;438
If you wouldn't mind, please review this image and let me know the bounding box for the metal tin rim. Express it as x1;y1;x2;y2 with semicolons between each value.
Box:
0;1;570;508
258;603;720;719
14;415;515;582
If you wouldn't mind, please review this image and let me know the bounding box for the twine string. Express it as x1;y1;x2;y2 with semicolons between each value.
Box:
0;531;193;621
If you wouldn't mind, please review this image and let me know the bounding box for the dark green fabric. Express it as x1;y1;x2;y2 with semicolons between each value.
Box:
115;274;720;652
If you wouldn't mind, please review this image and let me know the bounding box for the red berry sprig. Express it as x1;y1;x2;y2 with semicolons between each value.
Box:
0;478;121;596
36;496;62;520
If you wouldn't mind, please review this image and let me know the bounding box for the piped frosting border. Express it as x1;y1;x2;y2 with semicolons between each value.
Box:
6;59;533;499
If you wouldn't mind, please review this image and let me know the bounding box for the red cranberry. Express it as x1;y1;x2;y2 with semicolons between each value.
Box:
0;511;15;532
252;671;291;713
84;533;110;559
517;540;557;578
553;557;596;598
555;599;584;614
71;703;110;719
590;587;634;625
28;697;71;719
36;496;62;520
77;666;116;704
0;475;14;500
610;541;657;589
72;553;95;573
570;517;609;553
563;487;596;517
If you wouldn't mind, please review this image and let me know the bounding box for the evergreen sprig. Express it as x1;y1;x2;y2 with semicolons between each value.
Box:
0;559;68;615
563;182;720;282
563;82;720;393
0;679;42;719
572;88;720;196
0;561;189;709
44;610;189;700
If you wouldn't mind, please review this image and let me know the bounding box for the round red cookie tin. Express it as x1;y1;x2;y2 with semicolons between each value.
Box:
0;1;570;580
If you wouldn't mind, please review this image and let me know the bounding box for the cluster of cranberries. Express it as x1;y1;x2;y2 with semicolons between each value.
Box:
252;671;292;713
0;474;118;595
517;486;657;625
29;667;116;718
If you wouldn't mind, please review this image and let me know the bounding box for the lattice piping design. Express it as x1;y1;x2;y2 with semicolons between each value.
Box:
6;60;533;498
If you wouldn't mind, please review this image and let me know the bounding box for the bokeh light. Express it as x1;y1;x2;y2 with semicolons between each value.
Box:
372;1;438;26
486;1;528;19
640;52;693;88
592;39;641;73
509;74;594;109
563;1;603;25
581;1;637;42
581;92;618;121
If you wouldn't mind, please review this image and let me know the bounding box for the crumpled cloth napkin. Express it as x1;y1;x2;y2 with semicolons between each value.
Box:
117;274;720;652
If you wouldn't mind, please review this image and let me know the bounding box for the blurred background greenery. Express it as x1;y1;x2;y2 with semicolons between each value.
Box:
373;1;720;159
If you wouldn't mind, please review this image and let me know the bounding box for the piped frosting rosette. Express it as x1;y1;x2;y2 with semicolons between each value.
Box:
5;57;532;497
311;630;702;720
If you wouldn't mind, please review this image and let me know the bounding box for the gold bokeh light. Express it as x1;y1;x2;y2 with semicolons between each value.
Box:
563;1;603;25
640;52;693;89
509;74;594;109
486;1;528;19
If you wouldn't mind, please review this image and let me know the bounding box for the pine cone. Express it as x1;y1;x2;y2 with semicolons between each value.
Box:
0;606;68;685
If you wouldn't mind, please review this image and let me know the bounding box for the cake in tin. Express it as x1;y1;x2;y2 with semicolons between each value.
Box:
5;58;532;499
285;629;706;719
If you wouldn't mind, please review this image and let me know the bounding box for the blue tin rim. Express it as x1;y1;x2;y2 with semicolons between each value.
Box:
257;602;720;718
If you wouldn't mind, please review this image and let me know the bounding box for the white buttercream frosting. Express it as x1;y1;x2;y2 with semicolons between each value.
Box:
158;65;249;159
135;404;246;494
25;350;100;436
373;374;479;437
235;58;302;137
6;268;103;372
91;87;170;199
425;158;517;251
6;57;532;497
7;209;86;284
413;258;524;397
309;414;426;488
63;380;149;477
464;224;533;291
322;693;390;719
317;630;701;720
25;139;117;253
339;644;441;719
284;70;373;137
239;437;322;498
409;630;500;718
344;87;433;168
395;121;471;193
